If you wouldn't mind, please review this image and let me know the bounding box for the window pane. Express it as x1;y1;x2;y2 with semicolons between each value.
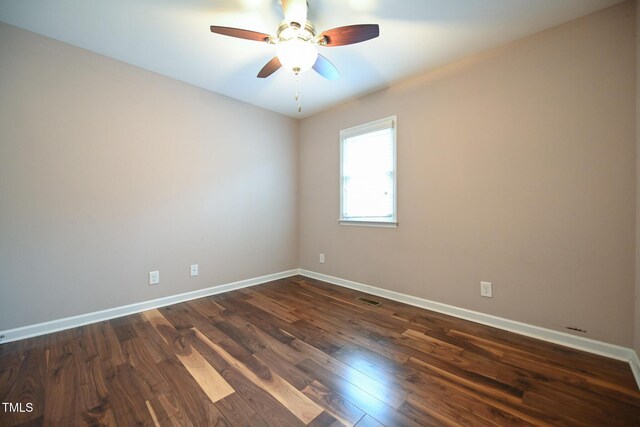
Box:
343;129;393;176
343;172;393;218
340;117;396;223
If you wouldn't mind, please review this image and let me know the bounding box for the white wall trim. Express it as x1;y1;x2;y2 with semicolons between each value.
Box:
300;269;640;390
0;269;301;344
630;350;640;388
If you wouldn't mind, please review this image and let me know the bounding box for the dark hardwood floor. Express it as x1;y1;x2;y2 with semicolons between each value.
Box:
1;275;639;426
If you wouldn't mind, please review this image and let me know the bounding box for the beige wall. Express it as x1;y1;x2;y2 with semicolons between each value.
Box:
0;22;298;330
299;2;636;346
636;0;640;355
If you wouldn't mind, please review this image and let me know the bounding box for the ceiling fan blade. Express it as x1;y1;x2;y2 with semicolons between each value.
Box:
282;0;307;25
210;26;271;42
257;57;282;78
312;54;339;80
320;24;379;46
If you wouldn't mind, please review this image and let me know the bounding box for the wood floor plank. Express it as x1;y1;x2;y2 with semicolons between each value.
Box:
521;382;640;425
192;327;324;424
402;328;464;355
186;331;230;373
217;295;344;357
211;297;297;346
332;342;418;392
220;310;308;365
0;350;25;404
73;336;111;424
214;392;269;427
110;316;139;342
297;358;422;427
43;342;77;426
496;356;640;410
79;401;117;427
406;356;524;405
301;380;366;426
219;366;306;427
307;411;346;427
293;314;411;364
242;289;302;323
145;392;194;427
499;348;640;399
158;304;197;330
0;348;46;426
405;359;566;427
272;281;430;338
449;327;639;389
142;309;234;404
107;362;154;426
354;414;385;427
91;321;125;366
156;357;231;426
172;344;235;404
129;314;174;364
181;298;226;331
2;275;639;426
254;347;314;391
399;398;465;427
144;399;161;427
288;319;345;356
120;337;172;401
400;373;534;427
290;337;408;409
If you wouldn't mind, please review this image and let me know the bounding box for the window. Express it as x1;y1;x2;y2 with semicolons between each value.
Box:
340;116;397;227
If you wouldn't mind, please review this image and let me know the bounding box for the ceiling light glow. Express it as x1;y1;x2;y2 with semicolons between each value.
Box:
277;38;318;73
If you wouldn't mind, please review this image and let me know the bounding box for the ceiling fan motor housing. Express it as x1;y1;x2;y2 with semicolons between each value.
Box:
276;20;317;43
276;21;320;74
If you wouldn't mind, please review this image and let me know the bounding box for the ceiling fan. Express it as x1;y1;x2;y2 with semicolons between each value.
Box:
210;0;379;111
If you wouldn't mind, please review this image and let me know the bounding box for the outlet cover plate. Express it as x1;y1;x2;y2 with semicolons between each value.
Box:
149;271;160;285
190;264;199;277
480;281;492;297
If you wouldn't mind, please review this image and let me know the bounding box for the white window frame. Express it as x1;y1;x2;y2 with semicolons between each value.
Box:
339;116;397;228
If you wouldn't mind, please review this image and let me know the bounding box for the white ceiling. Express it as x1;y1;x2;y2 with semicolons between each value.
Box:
0;0;625;118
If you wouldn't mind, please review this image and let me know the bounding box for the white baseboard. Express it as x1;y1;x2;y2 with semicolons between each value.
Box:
630;351;640;388
299;269;640;390
0;269;300;344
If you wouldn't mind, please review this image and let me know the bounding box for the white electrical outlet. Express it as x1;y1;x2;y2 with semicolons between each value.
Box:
319;253;325;263
190;264;199;277
149;271;160;285
480;281;492;298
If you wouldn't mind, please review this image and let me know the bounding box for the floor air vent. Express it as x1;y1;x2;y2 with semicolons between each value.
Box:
357;297;381;306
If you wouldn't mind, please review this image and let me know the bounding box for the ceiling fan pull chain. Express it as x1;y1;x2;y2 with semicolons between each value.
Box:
295;72;302;112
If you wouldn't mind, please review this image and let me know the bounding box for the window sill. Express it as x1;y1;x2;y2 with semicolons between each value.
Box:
338;220;398;228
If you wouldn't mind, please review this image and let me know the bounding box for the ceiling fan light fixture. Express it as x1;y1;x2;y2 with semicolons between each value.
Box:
210;1;380;111
276;38;318;74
